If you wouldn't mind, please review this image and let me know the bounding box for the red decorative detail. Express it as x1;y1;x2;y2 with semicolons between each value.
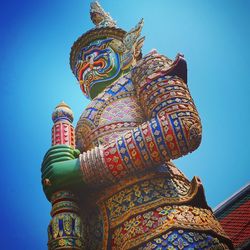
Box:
103;143;127;178
141;123;161;163
219;199;250;247
111;209;163;248
52;122;75;147
158;112;180;158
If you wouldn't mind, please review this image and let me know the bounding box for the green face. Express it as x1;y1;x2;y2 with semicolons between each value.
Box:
74;38;124;99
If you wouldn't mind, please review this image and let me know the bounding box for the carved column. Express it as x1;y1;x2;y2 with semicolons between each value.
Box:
47;102;84;250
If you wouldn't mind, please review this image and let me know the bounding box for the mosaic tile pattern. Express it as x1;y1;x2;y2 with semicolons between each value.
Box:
77;52;231;249
137;229;230;250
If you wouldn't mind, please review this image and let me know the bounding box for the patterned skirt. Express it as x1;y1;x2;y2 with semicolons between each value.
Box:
82;163;232;250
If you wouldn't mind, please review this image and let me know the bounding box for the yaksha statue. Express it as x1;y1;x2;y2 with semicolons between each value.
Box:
42;2;233;249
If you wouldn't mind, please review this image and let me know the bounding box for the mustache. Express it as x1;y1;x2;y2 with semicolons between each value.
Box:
78;58;107;80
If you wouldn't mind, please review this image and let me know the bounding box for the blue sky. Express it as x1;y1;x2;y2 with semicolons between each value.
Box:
0;0;249;249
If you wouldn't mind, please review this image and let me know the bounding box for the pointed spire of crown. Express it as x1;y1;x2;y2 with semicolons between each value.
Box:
90;1;116;28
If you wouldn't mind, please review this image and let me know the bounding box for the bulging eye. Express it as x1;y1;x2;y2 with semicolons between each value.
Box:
86;55;93;61
85;52;99;61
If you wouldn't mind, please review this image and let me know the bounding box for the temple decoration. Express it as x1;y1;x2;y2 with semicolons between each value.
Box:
47;102;84;250
215;183;250;249
42;1;233;249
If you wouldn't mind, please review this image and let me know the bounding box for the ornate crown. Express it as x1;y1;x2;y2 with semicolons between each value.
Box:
70;1;145;79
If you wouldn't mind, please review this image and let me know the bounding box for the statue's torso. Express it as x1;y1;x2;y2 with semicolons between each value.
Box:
75;74;230;250
76;73;145;152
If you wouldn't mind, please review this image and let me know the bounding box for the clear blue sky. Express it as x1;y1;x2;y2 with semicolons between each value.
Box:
0;0;249;249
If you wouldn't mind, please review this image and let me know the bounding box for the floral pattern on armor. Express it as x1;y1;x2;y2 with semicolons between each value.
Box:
104;175;190;227
111;205;228;250
137;229;230;250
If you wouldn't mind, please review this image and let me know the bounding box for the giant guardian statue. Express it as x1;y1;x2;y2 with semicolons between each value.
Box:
42;2;232;249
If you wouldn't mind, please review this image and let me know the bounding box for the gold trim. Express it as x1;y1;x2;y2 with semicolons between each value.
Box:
122;225;230;250
108;176;200;228
97;174;214;250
